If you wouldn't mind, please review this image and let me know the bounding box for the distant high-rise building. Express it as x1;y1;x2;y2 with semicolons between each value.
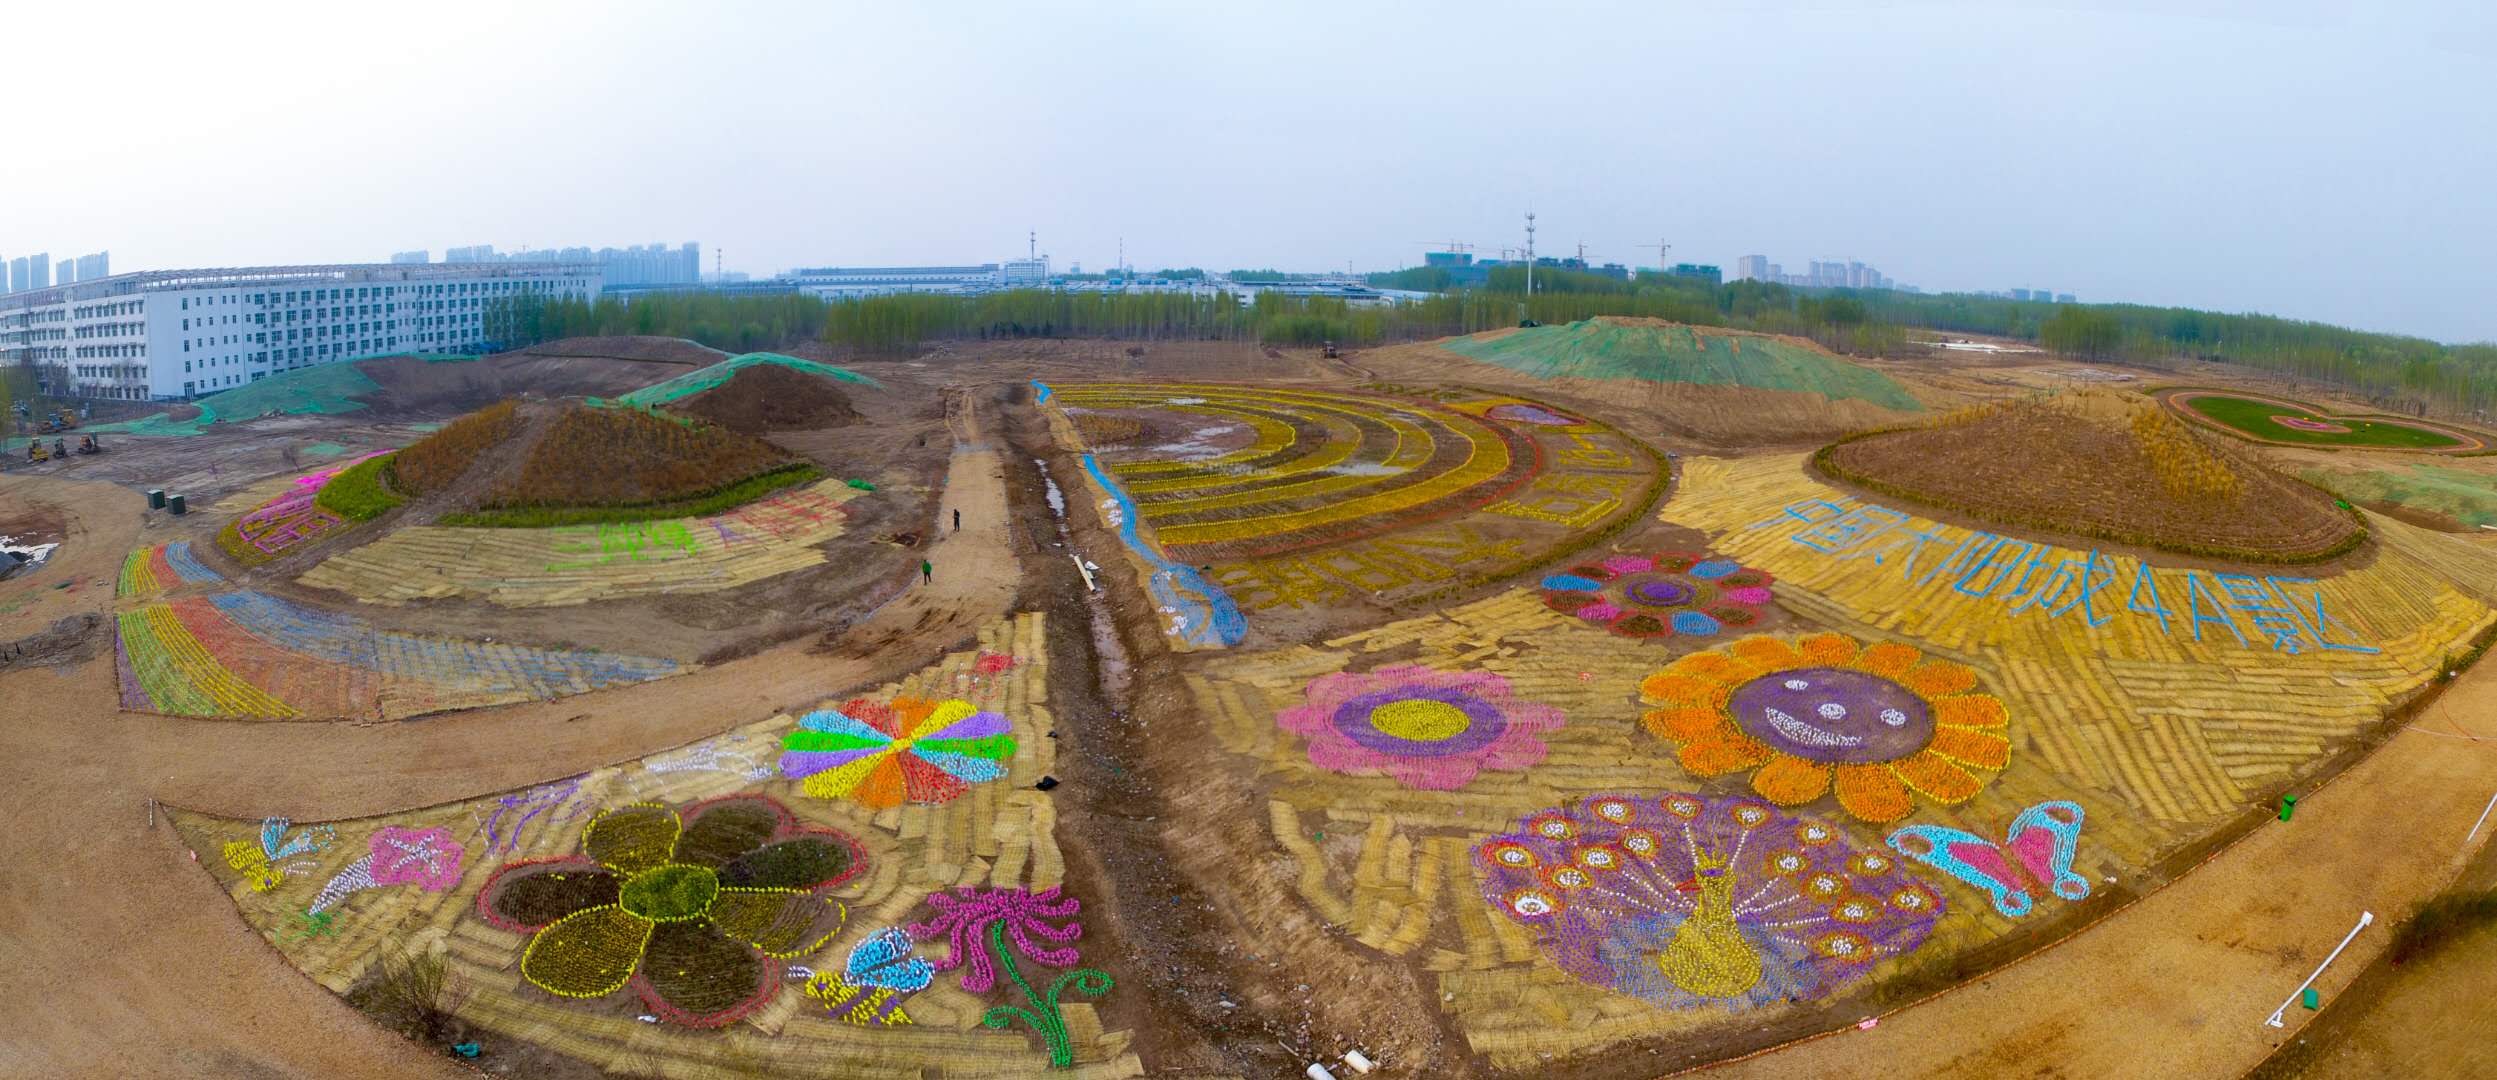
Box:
2010;288;2033;301
7;257;25;293
74;252;108;281
390;250;430;265
2056;293;2076;304
27;253;49;291
1000;256;1051;287
1735;255;1769;282
55;262;75;286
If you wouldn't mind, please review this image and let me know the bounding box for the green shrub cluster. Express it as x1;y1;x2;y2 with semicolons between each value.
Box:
312;453;405;521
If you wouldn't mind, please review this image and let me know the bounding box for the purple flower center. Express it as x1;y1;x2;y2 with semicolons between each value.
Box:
1727;667;1934;765
1628;580;1694;607
1331;686;1508;757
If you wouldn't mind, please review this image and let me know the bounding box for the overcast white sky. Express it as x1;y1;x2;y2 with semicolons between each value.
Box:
6;1;2490;342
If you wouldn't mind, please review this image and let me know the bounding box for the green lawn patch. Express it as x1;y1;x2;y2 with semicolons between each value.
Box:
2182;394;2467;449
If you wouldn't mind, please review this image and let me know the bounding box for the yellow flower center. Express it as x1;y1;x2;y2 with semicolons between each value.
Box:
1368;699;1472;742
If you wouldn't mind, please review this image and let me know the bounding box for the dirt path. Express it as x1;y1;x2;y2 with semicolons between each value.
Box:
0;390;1015;1078
1705;676;2497;1080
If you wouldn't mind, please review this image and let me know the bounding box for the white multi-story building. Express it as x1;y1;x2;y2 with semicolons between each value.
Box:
785;264;1005;298
0;262;598;402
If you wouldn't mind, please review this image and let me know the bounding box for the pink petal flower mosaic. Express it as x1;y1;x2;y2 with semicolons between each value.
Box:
1277;665;1564;790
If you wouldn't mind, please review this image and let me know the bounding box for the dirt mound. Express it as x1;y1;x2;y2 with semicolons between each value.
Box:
511;336;729;366
351;352;699;417
670;363;860;432
1819;391;2364;562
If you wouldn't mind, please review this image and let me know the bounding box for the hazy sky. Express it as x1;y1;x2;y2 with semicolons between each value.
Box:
9;1;2491;342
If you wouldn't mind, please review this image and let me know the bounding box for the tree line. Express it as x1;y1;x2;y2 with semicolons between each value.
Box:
1855;290;2497;419
487;272;2497;421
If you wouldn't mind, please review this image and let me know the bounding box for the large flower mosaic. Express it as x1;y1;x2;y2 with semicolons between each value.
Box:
1476;792;1944;1009
1639;633;2010;823
1540;552;1773;638
780;697;1018;810
474;795;863;1026
1277;665;1564;790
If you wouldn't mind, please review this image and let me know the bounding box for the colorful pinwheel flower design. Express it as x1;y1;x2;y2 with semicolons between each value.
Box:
779;697;1018;809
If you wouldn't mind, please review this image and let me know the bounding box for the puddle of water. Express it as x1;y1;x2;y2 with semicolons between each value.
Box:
1037;458;1066;516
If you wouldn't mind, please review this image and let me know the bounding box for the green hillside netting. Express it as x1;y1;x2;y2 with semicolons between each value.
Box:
2309;464;2497;527
83;362;388;436
1439;318;1922;411
591;352;882;410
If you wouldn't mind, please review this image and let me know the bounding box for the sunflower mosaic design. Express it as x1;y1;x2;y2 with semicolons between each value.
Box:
1540;552;1774;638
474;795;863;1026
1639;634;2009;823
1475;792;1944;1009
1277;665;1565;790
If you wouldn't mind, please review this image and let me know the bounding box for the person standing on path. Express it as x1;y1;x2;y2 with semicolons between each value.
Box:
953;508;961;532
921;559;933;585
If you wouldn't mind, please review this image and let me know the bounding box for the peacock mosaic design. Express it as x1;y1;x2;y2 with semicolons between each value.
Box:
1475;792;1944;1009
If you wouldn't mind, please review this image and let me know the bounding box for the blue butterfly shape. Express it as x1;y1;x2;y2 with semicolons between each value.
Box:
261;817;337;861
845;926;934;993
1887;800;2088;918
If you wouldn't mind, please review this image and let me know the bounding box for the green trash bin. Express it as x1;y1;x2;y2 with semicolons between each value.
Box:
147;488;166;509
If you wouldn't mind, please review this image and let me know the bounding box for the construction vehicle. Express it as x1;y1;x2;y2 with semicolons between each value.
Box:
76;433;101;455
1322;341;1340;359
25;442;48;464
37;408;77;434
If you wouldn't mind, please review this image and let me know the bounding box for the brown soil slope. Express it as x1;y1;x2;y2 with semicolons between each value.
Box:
353;352;697;416
671;362;860;432
1821;392;2363;561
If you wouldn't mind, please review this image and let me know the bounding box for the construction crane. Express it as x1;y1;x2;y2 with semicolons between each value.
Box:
1413;240;1476;255
1637;240;1673;271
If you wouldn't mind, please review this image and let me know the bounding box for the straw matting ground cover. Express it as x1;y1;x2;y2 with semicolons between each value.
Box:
296;479;865;607
115;539;681;721
1167;450;2492;1069
174;613;1143;1078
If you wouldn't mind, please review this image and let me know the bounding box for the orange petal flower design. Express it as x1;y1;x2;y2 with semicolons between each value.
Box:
1639;633;2010;824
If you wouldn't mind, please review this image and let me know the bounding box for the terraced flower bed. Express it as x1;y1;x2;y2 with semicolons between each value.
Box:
1049;383;1669;631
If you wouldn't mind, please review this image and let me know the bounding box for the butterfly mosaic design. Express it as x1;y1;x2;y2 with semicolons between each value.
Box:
804;926;931;1026
1886;800;2088;917
222;817;338;893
